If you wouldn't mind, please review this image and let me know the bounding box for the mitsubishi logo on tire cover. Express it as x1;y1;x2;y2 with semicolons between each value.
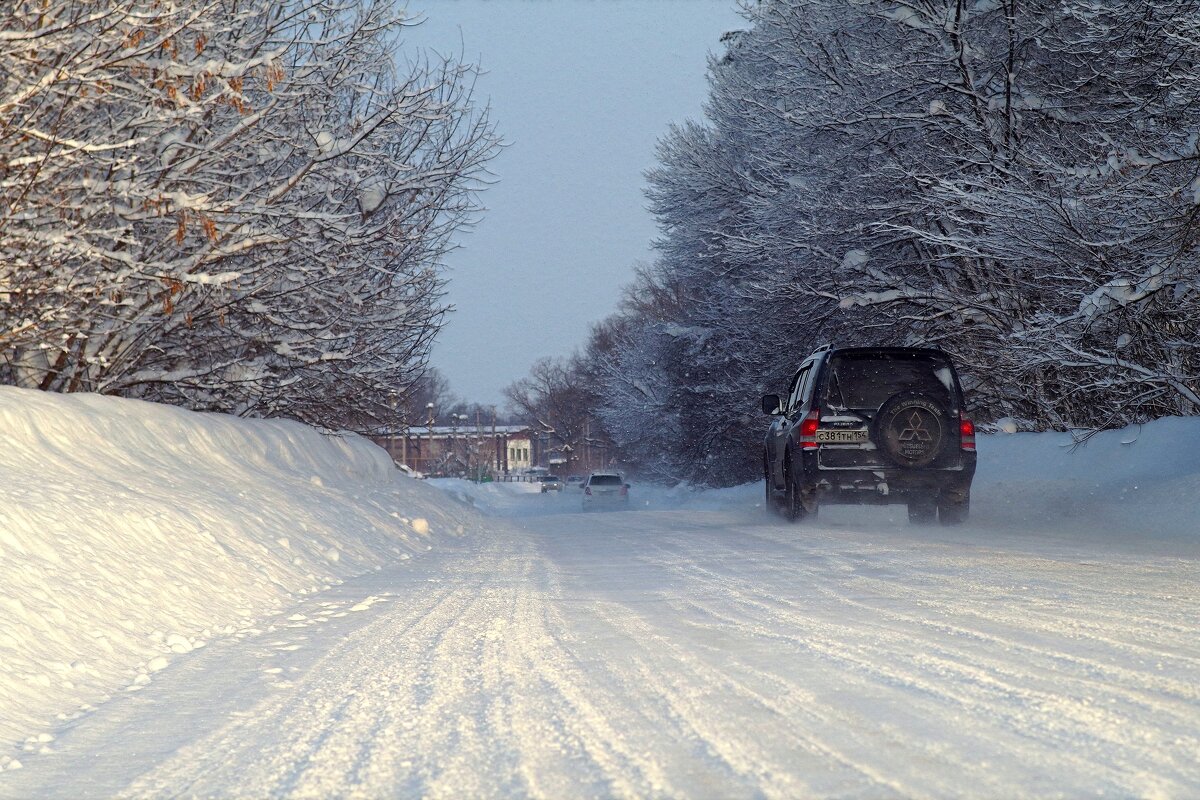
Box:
899;411;933;443
877;395;946;466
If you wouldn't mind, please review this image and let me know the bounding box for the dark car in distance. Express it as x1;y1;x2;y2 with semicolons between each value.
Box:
761;345;976;524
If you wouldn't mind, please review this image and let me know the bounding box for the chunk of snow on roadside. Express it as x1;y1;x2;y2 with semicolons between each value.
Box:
349;596;383;612
165;635;193;654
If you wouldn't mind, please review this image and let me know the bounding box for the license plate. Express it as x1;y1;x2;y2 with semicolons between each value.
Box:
816;428;869;444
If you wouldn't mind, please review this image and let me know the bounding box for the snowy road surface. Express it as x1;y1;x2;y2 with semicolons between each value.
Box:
5;487;1200;799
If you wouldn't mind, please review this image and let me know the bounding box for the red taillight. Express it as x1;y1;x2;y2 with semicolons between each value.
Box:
960;415;976;451
799;409;821;449
620;485;628;496
584;486;592;495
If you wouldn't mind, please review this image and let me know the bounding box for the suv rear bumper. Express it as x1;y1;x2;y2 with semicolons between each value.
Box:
801;451;976;505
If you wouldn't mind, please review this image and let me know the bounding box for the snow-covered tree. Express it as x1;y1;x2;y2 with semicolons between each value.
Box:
0;0;498;430
582;273;688;483
588;26;873;485
736;0;1200;428
504;356;609;469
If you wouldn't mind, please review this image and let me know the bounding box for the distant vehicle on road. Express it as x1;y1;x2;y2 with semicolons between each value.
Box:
581;472;629;511
564;475;584;490
539;475;564;492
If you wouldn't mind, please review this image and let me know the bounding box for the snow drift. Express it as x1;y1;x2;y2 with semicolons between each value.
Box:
0;387;471;764
972;417;1200;545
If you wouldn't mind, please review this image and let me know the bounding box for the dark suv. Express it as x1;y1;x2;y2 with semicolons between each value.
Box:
761;345;976;524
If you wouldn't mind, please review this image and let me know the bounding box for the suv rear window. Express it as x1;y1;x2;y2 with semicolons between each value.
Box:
823;352;954;411
588;475;622;486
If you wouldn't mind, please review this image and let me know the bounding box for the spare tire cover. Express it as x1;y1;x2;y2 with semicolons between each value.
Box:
871;392;952;468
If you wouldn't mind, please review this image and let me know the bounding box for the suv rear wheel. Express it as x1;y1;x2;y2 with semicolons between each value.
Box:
763;453;775;512
907;497;937;524
938;492;970;525
782;457;817;522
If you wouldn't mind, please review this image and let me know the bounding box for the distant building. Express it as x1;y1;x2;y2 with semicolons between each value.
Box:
371;422;615;478
506;434;532;472
371;424;532;477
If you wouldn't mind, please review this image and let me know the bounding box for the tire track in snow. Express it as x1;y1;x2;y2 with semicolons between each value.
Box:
491;580;677;799
115;581;466;798
615;514;1200;795
582;599;904;799
117;528;708;799
528;518;923;798
676;544;1200;719
560;565;1026;799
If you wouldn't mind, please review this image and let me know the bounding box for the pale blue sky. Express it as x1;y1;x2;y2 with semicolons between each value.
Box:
407;1;742;406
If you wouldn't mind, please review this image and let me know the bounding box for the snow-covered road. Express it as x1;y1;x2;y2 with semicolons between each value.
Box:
6;485;1199;799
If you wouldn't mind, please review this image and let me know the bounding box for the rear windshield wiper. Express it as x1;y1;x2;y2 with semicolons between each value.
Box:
830;370;872;423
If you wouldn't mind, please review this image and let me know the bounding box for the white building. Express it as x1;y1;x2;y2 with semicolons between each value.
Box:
507;435;532;472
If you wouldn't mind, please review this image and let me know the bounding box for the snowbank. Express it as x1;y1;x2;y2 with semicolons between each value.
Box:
973;417;1200;543
0;387;472;762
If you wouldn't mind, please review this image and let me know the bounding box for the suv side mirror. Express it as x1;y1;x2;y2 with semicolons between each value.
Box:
761;394;782;415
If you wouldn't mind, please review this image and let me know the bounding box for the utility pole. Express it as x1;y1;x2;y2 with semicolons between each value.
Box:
426;402;435;475
475;408;484;481
400;400;408;468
